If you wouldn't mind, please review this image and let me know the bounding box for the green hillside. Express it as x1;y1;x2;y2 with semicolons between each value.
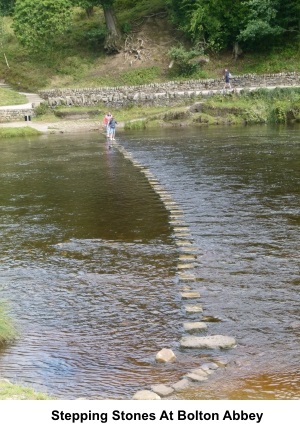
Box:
0;1;299;92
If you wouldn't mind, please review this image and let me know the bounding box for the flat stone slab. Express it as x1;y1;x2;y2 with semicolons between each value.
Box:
201;362;219;371
151;384;174;397
178;263;194;270
179;274;196;281
185;305;203;313
180;247;198;252
171;379;191;392
179;255;196;261
132;390;161;400
180;291;200;299
174;226;189;232
189;368;209;377
183;322;207;332
180;335;237;349
184;373;208;382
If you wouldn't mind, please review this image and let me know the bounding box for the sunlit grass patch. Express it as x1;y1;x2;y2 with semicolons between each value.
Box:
0;88;28;106
0;380;53;400
0;126;42;138
0;302;17;345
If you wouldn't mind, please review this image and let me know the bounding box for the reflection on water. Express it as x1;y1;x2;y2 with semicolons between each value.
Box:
0;126;299;399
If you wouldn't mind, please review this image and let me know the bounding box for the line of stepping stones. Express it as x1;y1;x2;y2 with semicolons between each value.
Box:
113;142;236;400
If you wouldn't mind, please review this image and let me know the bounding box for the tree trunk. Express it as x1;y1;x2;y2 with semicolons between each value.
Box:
85;6;94;18
103;6;122;53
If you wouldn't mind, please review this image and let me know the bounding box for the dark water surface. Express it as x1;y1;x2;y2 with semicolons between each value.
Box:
0;126;299;399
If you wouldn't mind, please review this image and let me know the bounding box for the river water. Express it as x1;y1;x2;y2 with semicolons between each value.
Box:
0;125;299;400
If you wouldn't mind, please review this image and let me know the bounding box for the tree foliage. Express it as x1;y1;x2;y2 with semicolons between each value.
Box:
0;0;15;16
238;0;283;46
7;0;300;56
167;0;299;52
13;0;73;52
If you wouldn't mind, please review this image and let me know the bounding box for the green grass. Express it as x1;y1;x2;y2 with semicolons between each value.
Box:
0;127;42;138
0;88;28;106
0;302;17;345
0;380;53;400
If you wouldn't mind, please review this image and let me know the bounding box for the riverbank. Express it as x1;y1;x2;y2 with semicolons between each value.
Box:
1;85;300;136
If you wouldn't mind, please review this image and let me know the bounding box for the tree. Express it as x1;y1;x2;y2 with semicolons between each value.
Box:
74;0;122;52
101;0;122;52
0;0;15;16
13;0;73;52
166;0;247;52
237;0;283;47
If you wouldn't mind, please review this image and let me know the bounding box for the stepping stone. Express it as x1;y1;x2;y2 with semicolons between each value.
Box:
181;285;191;290
189;368;208;377
132;390;161;400
213;358;229;367
185;304;203;313
183;321;207;332
177;263;194;269
174;226;189;232
180;335;236;349
201;362;219;371
179;274;196;281
171;379;190;392
178;255;196;261
180;291;200;299
180;247;198;252
202;315;222;323
151;384;174;397
184;373;208;382
156;348;176;363
170;221;188;226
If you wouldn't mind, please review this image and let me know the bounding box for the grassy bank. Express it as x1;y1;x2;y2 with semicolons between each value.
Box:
28;87;300;131
0;379;53;400
0;302;17;345
0;127;42;138
52;87;299;129
0;88;28;106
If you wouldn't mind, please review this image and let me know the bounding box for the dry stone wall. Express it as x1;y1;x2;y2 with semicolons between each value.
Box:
0;109;34;122
39;72;300;108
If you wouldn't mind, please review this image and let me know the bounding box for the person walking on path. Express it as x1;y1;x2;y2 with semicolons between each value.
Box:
108;116;117;140
223;68;232;90
103;112;112;137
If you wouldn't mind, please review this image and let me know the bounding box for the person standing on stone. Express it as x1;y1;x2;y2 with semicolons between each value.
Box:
108;116;117;140
103;112;112;137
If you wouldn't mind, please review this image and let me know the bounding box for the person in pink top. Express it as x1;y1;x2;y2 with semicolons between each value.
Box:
103;112;112;137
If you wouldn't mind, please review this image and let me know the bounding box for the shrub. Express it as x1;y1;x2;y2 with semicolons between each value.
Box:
168;45;206;76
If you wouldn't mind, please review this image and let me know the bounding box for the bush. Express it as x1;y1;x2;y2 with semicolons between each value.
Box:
34;102;50;116
168;45;206;76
